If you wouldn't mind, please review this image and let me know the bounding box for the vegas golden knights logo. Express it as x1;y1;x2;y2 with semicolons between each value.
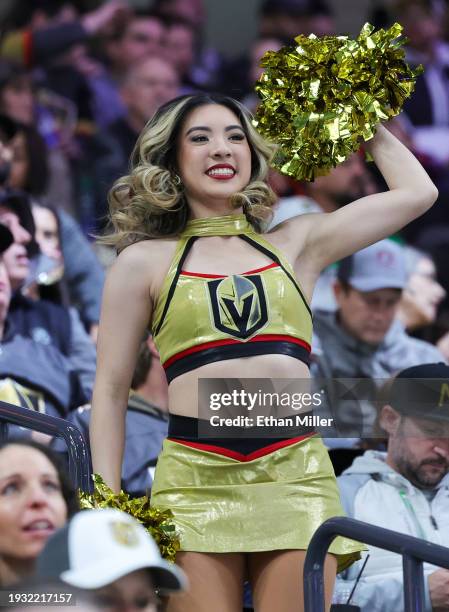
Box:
109;521;140;547
207;274;268;340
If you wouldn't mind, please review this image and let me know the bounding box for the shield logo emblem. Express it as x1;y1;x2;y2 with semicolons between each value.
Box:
207;274;268;340
109;521;140;547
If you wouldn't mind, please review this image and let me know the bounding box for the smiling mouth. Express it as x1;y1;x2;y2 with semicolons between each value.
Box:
23;519;55;535
206;167;236;180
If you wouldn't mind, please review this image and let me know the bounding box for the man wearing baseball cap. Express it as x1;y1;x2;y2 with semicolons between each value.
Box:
335;363;449;611
36;508;187;611
311;239;444;439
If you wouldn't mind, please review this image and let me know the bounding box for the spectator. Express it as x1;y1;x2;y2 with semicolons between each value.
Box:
0;220;85;416
395;0;449;163
0;190;96;399
269;152;376;228
0;59;76;217
0;116;105;330
0;439;77;587
335;363;449;612
29;201;69;306
103;11;165;80
397;246;446;333
0;1;128;69
0;62;34;126
56;208;105;336
306;153;376;214
259;0;310;40
120;335;169;494
394;246;449;363
108;56;179;165
304;0;336;36
1;0;91;125
312;239;445;438
94;10;166;128
164;19;195;88
154;0;206;29
0;108;49;206
70;335;169;496
2;1;129;125
391;1;449;249
32;202;63;265
222;36;282;108
155;0;223;93
163;18;204;93
30;200;105;337
6;125;49;200
36;508;187;610
94;56;179;223
1;3;131;218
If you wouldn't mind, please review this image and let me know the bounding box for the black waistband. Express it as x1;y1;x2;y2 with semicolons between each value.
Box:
168;414;315;454
165;341;310;384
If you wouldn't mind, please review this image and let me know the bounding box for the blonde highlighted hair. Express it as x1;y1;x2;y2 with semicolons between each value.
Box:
101;94;278;251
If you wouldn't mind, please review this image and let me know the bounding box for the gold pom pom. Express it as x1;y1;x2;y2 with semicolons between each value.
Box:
78;474;180;563
254;23;422;181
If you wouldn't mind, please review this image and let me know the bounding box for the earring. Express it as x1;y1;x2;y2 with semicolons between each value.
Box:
173;173;182;186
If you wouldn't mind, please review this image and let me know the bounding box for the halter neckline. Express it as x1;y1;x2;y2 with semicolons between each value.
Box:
181;213;255;237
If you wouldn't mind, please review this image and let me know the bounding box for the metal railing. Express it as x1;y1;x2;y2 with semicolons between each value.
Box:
0;400;91;491
304;516;449;612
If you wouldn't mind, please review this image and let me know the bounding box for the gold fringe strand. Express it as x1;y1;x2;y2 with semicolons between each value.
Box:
79;474;180;563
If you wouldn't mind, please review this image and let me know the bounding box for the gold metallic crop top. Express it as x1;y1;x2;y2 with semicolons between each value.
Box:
152;214;312;383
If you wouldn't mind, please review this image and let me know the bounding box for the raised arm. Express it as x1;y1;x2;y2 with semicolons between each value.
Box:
294;124;438;272
89;244;152;492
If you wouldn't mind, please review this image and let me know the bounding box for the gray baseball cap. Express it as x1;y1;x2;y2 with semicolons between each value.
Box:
337;239;407;292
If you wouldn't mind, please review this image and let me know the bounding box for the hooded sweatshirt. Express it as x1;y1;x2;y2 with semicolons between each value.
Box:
335;451;449;611
311;311;445;438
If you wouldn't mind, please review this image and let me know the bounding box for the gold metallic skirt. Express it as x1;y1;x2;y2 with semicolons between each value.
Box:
150;434;363;572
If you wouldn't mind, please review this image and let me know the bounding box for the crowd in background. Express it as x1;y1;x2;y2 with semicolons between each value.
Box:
1;0;449;609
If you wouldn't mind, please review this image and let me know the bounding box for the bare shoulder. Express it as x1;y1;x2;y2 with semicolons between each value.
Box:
110;238;178;296
115;238;174;267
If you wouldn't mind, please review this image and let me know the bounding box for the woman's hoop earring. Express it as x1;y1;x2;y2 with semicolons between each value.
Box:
173;173;182;186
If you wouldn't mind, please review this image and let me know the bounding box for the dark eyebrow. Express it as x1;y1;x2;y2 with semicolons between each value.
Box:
0;472;56;483
225;125;245;132
0;473;21;482
185;125;245;136
185;126;211;135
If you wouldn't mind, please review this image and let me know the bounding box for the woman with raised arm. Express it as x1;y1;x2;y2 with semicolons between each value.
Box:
90;92;437;612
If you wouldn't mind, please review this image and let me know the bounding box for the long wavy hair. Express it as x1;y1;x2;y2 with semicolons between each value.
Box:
102;94;278;252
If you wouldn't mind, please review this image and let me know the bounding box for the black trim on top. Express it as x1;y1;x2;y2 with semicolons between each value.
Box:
153;236;197;335
165;340;310;383
239;234;312;319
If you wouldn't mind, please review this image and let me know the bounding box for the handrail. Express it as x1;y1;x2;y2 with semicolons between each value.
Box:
304;516;449;612
0;400;91;492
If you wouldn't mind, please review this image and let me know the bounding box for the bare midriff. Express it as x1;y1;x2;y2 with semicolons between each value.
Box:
168;354;310;418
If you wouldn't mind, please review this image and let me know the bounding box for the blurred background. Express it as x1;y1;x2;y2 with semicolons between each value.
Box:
0;0;449;394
